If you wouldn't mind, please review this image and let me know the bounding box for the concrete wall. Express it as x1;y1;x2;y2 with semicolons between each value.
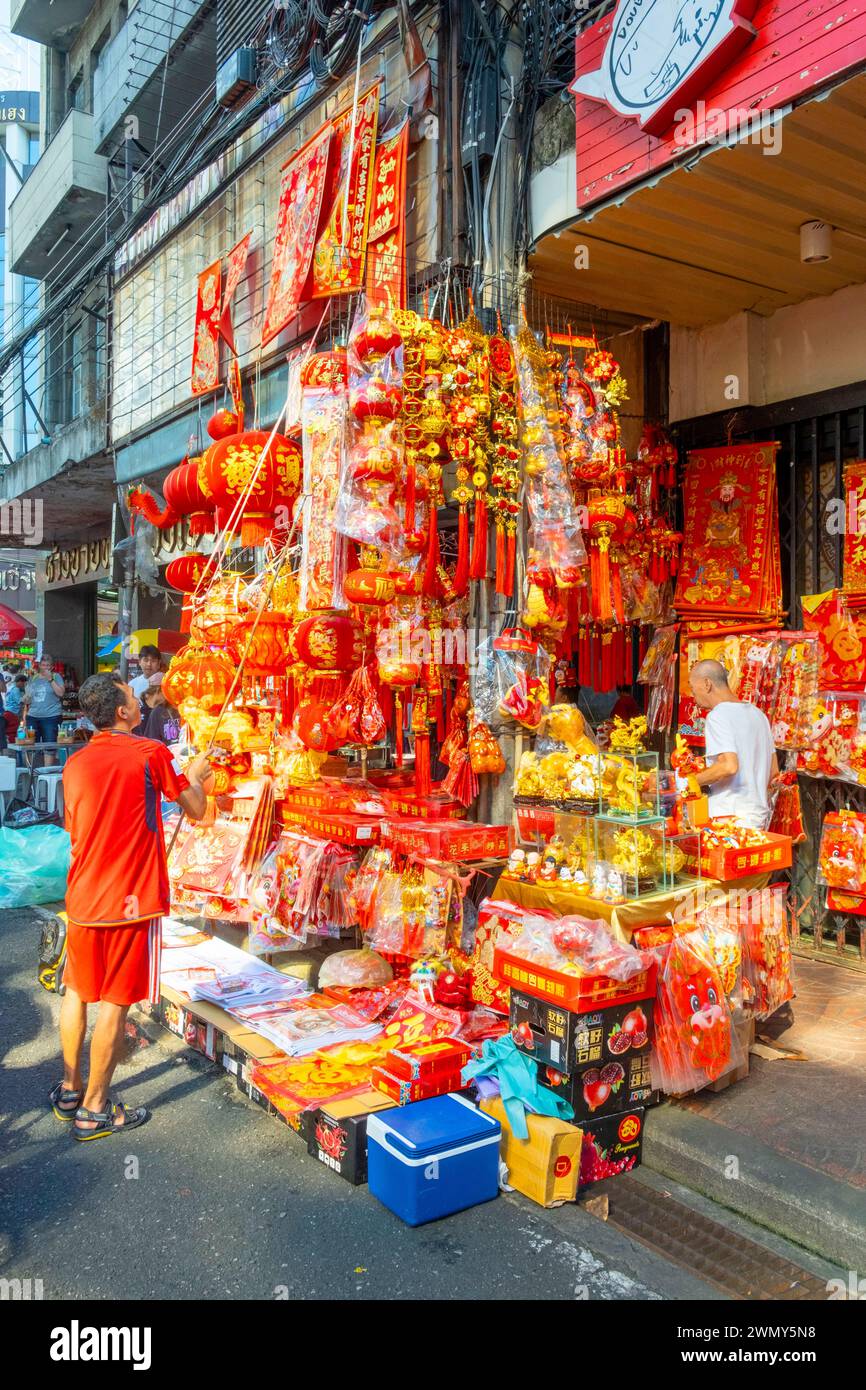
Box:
670;280;866;421
42;581;94;681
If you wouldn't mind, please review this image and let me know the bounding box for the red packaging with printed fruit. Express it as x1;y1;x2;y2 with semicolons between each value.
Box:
579;1108;645;1186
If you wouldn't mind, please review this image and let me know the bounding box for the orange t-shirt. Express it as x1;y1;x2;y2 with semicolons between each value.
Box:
63;730;189;928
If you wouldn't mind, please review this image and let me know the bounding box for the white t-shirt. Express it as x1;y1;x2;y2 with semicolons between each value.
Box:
704;700;775;829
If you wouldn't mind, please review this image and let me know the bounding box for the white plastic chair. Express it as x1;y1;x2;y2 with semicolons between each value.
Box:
33;769;63;816
0;757;15;825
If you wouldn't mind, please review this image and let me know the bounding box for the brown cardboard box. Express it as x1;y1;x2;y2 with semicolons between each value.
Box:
481;1096;583;1207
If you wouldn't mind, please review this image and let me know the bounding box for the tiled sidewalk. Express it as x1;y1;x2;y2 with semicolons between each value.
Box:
678;958;866;1189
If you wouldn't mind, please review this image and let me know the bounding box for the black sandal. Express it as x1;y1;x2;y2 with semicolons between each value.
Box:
49;1082;83;1122
73;1101;148;1142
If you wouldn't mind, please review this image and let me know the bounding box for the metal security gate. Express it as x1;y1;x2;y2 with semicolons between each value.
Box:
676;382;866;967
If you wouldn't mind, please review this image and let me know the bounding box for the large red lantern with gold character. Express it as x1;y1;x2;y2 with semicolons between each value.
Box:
198;431;302;547
163;460;214;536
289;613;364;672
162;643;235;710
343;568;396;608
230;610;293;677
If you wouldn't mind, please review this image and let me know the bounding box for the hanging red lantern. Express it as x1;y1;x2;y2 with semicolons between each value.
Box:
293;698;343;752
350;313;403;365
162;643;235;710
164;552;219;633
343;568;396;608
587;494;630;624
207;409;240;441
301;349;347;390
230;610;293;677
163;460;215;536
198;430;302;547
376;657;420;769
289;613;364;672
349;379;403;422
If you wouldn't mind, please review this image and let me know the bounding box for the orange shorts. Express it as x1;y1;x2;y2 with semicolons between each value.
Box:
65;918;162;1007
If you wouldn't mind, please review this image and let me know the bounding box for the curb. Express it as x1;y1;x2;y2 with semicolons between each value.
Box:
643;1103;866;1274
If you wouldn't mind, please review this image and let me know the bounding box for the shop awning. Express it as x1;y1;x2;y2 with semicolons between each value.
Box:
96;627;186;659
530;75;866;328
0;602;36;644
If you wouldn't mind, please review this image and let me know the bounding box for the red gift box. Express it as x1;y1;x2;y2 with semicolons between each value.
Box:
381;819;514;862
371;1066;465;1105
385;1037;471;1082
276;806;381;845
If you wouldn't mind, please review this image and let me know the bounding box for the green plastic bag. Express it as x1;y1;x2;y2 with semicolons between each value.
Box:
0;825;70;908
462;1034;575;1140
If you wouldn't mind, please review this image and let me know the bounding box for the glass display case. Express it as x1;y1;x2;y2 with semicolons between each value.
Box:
595;814;667;899
597;749;660;819
662;828;702;889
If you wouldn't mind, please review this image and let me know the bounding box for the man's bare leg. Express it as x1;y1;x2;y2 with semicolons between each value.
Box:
57;988;87;1111
75;1002;131;1130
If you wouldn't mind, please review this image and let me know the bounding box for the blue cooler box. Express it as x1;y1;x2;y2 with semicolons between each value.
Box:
367;1094;501;1226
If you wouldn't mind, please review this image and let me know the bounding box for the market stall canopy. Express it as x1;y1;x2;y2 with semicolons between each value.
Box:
96;627;186;659
530;75;866;328
0;602;36;643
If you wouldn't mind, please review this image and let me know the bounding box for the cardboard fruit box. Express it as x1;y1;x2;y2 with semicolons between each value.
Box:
579;1107;645;1186
509;990;655;1075
480;1096;583;1207
307;1090;396;1185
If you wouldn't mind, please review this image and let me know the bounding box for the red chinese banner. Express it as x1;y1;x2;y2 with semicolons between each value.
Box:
191;260;221;396
674;443;782;622
261;124;333;347
312;83;380;299
366;121;408;310
220;231;251;353
843;460;866;603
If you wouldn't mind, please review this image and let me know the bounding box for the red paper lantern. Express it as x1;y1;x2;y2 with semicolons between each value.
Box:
293;699;343;752
351;443;400;484
198;430;302;547
230;610;292;677
301;349;347;390
162;643;235;710
164;552;219;633
348;380;403;422
289;613;364;672
207;409;240;441
163;460;215;536
351;314;402;365
343;568;396;608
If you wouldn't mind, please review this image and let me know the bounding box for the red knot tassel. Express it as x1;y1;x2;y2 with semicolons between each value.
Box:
422;502;441;597
469;492;488;581
494;522;507;595
453;505;470;596
504;529;516;597
394;693;404;768
612;565;625;626
404;460;416;534
414;731;431;796
601;631;613;692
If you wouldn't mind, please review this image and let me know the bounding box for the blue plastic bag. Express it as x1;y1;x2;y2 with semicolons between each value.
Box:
0;825;70;907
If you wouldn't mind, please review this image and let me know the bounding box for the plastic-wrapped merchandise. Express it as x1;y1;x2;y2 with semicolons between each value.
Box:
325;664;386;746
650;928;747;1093
349;845;394;933
334;300;405;555
498;911;651;982
511;321;587;583
298;356;349;612
492;627;551;731
318;949;394;990
363;865;452;958
637;623;678;685
771;634;819;749
739;885;794;1019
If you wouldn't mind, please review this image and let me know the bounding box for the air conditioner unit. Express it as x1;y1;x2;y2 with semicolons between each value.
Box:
216;46;258;109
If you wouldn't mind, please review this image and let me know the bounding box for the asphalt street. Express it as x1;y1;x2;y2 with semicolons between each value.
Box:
0;907;733;1302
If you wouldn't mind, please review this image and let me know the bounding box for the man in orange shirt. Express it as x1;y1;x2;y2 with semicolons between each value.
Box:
52;673;209;1141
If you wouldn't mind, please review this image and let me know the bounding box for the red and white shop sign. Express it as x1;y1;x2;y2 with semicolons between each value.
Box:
571;0;760;137
571;0;866;209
